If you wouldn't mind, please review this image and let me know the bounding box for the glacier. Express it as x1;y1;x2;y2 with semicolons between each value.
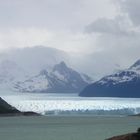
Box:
1;92;140;116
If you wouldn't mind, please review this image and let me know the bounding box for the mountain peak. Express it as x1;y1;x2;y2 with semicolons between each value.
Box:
59;61;67;67
80;59;140;97
53;61;69;73
130;59;140;70
40;70;48;75
15;61;91;93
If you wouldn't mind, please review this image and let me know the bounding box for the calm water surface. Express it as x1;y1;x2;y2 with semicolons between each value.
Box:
0;116;139;140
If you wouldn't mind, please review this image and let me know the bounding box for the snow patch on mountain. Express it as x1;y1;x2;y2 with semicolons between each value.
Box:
130;59;140;73
97;59;140;86
53;71;66;82
79;59;140;97
15;75;50;92
98;70;140;85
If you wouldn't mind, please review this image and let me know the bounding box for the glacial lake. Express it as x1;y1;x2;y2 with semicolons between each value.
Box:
0;116;140;140
0;92;140;140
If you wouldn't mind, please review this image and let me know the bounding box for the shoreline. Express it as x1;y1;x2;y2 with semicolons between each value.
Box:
106;128;140;140
0;111;41;117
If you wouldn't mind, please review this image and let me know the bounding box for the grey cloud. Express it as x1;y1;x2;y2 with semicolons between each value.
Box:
0;0;140;79
81;30;140;78
85;18;121;34
0;0;116;31
0;0;84;29
85;0;140;35
82;0;140;77
85;17;134;36
118;0;140;26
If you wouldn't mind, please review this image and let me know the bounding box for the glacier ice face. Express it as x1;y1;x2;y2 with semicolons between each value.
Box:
2;93;140;115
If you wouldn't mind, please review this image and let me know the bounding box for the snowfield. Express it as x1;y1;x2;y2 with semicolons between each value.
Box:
1;93;140;115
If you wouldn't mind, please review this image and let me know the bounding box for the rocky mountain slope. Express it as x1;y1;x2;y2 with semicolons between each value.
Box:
79;59;140;97
14;61;92;93
0;97;40;116
0;46;92;93
0;97;20;114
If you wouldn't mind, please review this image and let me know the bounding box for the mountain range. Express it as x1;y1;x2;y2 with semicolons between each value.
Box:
13;61;92;93
79;59;140;97
0;46;139;96
0;46;92;93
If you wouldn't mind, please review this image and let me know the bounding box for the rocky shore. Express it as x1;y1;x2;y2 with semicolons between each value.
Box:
0;97;40;116
106;128;140;140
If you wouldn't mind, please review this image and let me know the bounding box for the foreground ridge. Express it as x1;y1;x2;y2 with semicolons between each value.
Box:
0;97;40;116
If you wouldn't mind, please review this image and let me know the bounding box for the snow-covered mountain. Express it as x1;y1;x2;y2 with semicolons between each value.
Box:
0;46;122;80
0;46;93;93
79;59;140;97
130;59;140;71
14;61;92;93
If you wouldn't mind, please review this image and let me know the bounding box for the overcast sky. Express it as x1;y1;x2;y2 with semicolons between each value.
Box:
0;0;116;52
0;0;140;72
